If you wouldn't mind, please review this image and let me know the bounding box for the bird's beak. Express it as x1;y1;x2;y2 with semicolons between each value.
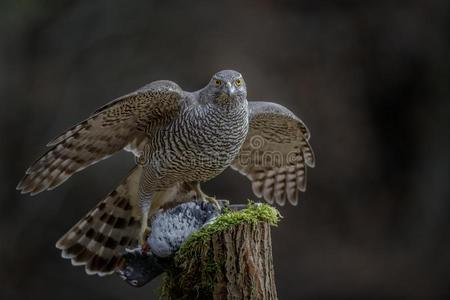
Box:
224;82;236;97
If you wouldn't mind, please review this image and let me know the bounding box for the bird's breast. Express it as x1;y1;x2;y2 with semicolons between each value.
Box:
187;104;248;161
150;103;249;182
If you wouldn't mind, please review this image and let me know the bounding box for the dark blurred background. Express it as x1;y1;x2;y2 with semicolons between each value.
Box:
1;0;449;299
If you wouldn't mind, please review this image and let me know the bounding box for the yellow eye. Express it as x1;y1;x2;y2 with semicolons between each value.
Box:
214;79;222;86
235;79;242;86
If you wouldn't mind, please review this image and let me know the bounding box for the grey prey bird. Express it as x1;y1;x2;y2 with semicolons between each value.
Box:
17;70;315;275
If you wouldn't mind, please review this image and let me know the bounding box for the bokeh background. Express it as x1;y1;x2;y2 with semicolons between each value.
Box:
1;0;449;299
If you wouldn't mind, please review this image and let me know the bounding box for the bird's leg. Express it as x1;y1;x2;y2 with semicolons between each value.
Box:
191;182;221;210
139;209;151;253
138;189;153;254
138;190;167;253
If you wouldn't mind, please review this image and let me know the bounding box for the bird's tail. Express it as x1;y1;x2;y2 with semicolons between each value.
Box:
56;166;143;276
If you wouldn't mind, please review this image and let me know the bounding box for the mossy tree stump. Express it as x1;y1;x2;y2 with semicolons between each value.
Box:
162;204;280;300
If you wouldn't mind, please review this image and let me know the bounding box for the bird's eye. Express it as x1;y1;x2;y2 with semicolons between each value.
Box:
214;79;222;86
235;79;242;86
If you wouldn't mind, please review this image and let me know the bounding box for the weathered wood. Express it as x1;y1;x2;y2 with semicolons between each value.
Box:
163;219;278;299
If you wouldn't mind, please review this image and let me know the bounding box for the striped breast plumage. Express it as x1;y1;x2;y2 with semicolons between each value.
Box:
148;100;249;185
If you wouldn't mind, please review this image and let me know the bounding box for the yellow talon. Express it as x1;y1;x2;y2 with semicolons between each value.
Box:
190;182;221;210
203;195;221;210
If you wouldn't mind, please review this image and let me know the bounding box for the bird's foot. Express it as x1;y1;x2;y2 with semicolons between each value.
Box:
190;182;222;210
139;226;151;255
141;242;151;255
200;194;221;210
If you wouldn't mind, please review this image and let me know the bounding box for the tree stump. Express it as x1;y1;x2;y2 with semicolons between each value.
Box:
161;204;279;300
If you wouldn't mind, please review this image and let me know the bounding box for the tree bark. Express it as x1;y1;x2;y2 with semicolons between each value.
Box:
163;220;278;300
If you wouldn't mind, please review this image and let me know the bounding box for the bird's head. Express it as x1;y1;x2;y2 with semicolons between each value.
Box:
206;70;247;106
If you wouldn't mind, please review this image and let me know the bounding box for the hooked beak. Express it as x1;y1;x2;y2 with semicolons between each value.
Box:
223;82;236;97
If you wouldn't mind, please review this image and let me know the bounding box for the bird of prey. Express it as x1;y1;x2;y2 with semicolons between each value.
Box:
17;70;315;275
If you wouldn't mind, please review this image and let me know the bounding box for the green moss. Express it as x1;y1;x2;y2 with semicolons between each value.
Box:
176;202;280;262
161;202;281;299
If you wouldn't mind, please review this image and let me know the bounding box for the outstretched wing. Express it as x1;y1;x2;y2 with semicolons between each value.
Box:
17;80;184;195
231;101;315;206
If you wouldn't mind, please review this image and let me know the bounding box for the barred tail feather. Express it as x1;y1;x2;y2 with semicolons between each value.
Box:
56;166;143;276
